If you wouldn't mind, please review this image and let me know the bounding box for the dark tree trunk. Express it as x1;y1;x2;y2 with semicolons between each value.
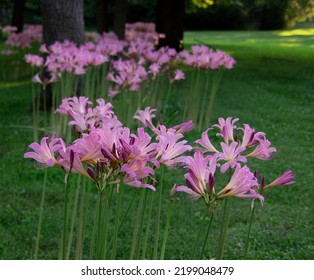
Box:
113;0;128;40
156;0;185;51
95;0;108;34
41;0;85;46
11;0;26;33
40;0;85;109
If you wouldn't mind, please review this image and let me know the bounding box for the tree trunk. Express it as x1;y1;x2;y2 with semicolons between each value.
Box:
11;0;26;33
95;0;108;34
40;0;85;109
156;0;185;51
41;0;85;46
113;0;128;40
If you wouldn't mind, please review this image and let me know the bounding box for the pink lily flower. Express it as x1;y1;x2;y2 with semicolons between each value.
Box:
73;133;103;164
156;125;192;168
216;142;247;173
122;159;155;190
195;128;219;153
58;146;89;177
239;124;265;148
133;107;156;130
176;152;211;200
246;138;277;160
213;117;239;144
264;170;295;190
24;136;63;167
171;120;194;135
217;166;263;202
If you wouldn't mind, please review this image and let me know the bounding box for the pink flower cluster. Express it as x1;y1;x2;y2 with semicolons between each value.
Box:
4;25;42;48
107;59;147;96
125;22;159;45
23;25;236;97
25;98;193;191
56;96;121;133
178;45;236;69
24;98;294;206
176;117;294;205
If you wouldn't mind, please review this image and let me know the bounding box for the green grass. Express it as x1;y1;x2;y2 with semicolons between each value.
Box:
0;27;313;260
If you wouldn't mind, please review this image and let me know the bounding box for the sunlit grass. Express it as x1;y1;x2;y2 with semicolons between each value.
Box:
278;28;314;36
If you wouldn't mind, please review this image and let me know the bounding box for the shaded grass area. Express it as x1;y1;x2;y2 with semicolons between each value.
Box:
0;28;313;259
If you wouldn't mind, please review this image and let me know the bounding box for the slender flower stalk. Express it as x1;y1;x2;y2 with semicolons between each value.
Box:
200;211;214;259
105;190;137;256
192;215;207;259
111;179;123;259
130;189;145;260
141;190;154;259
243;199;256;259
153;166;165;260
215;197;232;260
66;176;81;259
34;169;48;259
99;186;114;259
160;197;174;260
61;174;70;260
135;188;149;259
75;177;88;260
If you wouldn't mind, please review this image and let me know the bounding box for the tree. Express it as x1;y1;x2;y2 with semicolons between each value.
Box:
40;0;85;108
95;0;109;34
156;0;185;51
41;0;85;46
11;0;26;33
113;0;128;39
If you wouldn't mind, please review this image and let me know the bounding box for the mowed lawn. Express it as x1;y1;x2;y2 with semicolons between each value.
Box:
0;25;313;259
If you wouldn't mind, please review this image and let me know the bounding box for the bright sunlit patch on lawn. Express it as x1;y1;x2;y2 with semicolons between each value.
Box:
278;29;314;36
279;43;301;47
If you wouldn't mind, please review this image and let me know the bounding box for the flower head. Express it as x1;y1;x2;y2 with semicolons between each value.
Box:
24;136;63;167
264;170;295;190
217;166;263;202
216;142;247;173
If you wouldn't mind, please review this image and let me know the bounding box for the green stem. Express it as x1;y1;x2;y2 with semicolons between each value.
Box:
199;211;214;259
153;166;165;260
61;174;70;260
135;188;149;259
130;189;145;260
96;190;104;259
191;214;207;259
192;69;202;126
89;189;101;259
66;176;81;259
162;83;173;118
243;200;256;259
99;186;114;259
75;179;87;260
216;197;232;260
160;198;173;260
105;190;137;255
198;71;211;130
111;181;123;259
141;190;154;260
205;69;223;123
34;169;47;259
